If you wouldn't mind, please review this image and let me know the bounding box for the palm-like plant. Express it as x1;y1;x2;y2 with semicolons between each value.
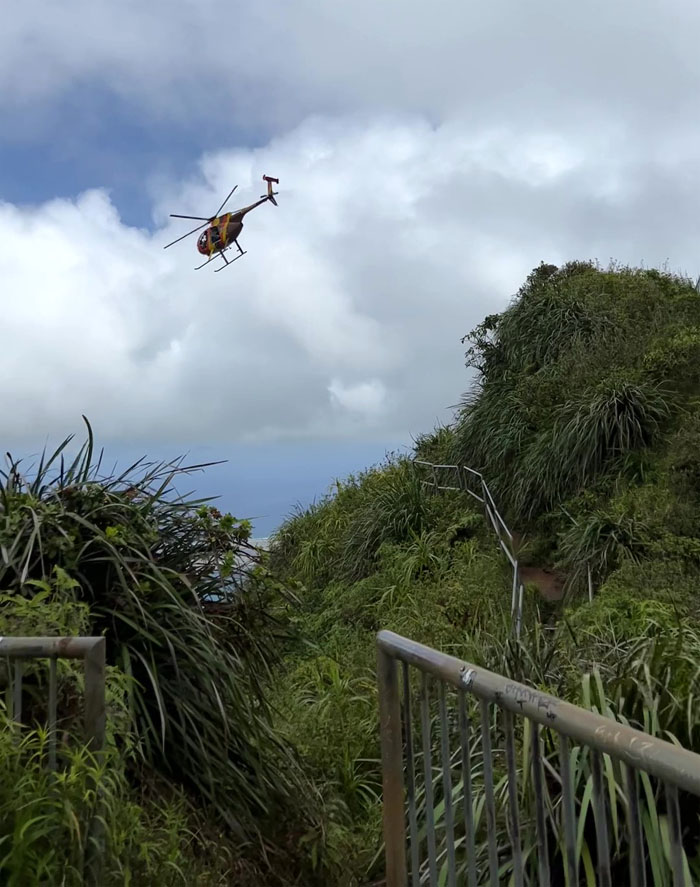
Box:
0;418;310;848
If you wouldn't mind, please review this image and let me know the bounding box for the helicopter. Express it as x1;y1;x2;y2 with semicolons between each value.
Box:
163;175;279;271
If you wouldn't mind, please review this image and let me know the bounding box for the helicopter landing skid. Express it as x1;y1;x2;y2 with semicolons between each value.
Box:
194;249;229;271
214;249;247;272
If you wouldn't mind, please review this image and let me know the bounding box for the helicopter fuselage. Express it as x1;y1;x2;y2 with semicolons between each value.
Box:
197;212;243;256
164;176;278;272
196;195;272;256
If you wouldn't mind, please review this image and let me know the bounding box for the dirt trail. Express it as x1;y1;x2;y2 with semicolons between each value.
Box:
511;532;566;601
517;566;566;601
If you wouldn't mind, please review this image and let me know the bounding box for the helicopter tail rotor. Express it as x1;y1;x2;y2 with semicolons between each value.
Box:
262;175;279;206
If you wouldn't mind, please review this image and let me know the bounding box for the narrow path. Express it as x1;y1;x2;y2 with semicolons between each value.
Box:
417;461;569;604
517;566;566;601
511;532;566;601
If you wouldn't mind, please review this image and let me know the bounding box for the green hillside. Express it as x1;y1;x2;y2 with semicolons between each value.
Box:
268;260;700;884
3;260;700;884
451;260;700;587
0;437;322;886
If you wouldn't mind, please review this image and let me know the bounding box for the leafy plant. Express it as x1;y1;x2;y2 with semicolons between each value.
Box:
0;706;245;886
557;506;651;588
266;260;700;882
0;419;319;876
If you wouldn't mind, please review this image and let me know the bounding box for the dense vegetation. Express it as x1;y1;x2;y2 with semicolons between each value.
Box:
0;425;324;885
268;261;700;883
5;260;700;884
453;260;700;582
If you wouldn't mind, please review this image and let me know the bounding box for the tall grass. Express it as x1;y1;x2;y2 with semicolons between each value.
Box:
270;260;700;881
0;711;241;886
0;419;317;871
449;260;700;604
410;619;700;886
273;457;438;589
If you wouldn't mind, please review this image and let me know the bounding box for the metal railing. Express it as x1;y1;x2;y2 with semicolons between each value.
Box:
378;629;700;886
1;636;106;754
413;461;525;635
0;636;106;882
413;461;596;631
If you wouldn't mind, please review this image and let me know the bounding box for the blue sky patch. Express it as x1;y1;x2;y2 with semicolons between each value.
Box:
0;84;268;228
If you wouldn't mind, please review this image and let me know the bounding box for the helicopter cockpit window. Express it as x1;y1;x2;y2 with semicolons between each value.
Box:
198;232;208;249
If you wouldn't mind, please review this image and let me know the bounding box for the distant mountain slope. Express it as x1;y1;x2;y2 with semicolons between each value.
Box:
449;260;700;594
267;261;700;884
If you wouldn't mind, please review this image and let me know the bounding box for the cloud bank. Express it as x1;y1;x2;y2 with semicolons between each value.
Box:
3;113;700;446
5;0;700;138
5;0;700;447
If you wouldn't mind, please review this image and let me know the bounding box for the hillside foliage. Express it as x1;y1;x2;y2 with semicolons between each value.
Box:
268;261;700;883
452;260;700;592
0;424;323;885
5;261;700;883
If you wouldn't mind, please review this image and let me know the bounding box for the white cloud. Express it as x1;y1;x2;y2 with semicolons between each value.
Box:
329;379;387;417
5;0;700;141
3;112;700;446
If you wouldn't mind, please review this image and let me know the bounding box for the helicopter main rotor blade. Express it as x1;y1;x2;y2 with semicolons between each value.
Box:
163;220;209;250
213;185;238;218
169;214;212;221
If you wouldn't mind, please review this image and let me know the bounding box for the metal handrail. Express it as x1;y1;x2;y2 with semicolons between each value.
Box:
377;629;700;886
413;459;597;632
0;636;106;884
413;460;525;635
0;636;106;755
379;630;700;792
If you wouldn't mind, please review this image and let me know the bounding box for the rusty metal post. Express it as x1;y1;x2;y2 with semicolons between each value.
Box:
378;643;408;887
83;637;106;887
84;638;106;754
0;637;108;884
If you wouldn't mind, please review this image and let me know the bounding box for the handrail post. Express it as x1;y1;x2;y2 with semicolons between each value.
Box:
83;638;106;887
84;637;106;755
0;637;108;883
378;644;408;887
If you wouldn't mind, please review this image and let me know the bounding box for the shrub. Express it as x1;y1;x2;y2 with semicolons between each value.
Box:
0;420;315;864
453;262;699;526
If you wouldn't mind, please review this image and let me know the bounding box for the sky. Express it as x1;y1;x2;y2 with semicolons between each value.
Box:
3;0;700;535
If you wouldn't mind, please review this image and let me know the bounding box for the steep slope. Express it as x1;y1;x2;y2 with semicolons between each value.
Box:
269;261;700;884
452;260;700;600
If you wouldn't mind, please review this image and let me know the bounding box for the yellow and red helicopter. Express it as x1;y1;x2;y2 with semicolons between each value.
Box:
163;175;279;271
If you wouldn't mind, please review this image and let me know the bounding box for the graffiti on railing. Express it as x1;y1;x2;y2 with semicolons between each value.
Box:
377;629;699;887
